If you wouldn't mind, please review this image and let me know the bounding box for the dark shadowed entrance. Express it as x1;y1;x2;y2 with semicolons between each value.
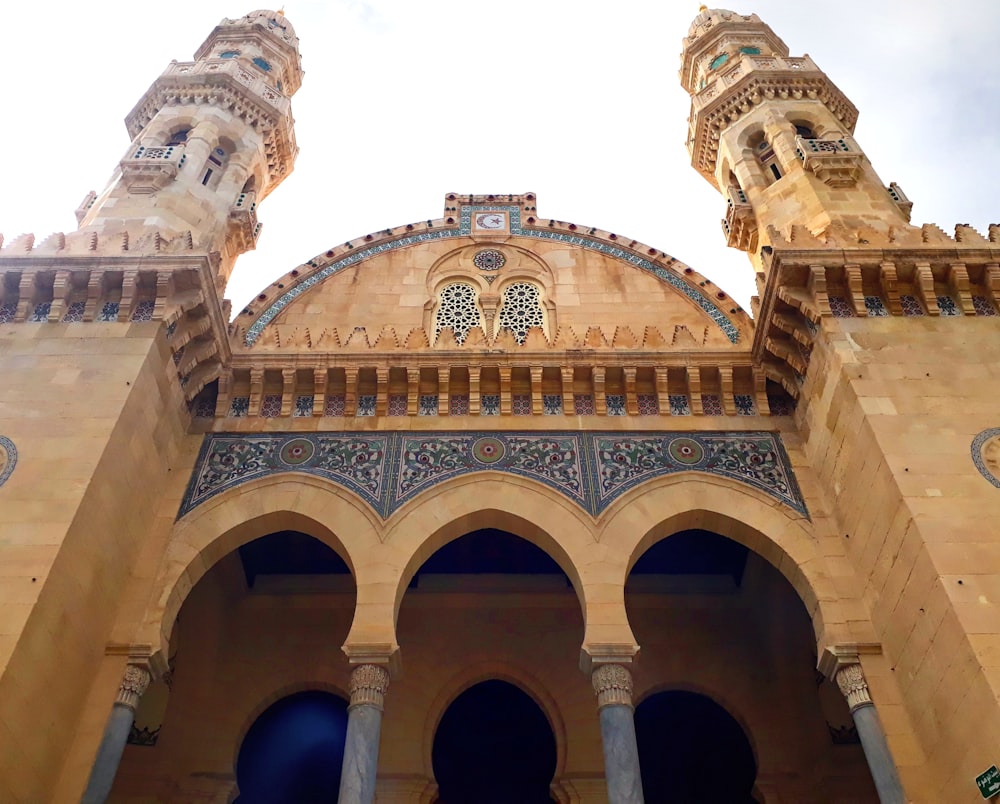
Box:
432;680;557;804
635;690;757;803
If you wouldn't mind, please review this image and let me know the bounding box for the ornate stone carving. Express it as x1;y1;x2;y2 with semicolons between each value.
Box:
973;429;1000;488
592;664;634;709
835;663;872;712
349;664;390;710
116;664;151;711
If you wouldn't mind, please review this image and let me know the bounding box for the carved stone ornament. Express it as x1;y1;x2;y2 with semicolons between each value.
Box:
591;664;634;709
349;664;390;710
115;664;152;711
835;663;873;712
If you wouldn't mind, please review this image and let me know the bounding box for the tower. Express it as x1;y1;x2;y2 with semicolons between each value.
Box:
680;7;912;264
77;9;303;290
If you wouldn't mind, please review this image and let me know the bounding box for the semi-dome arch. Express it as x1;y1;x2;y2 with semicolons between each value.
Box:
234;194;752;351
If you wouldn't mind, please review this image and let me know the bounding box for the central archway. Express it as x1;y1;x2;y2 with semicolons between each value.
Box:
432;680;557;804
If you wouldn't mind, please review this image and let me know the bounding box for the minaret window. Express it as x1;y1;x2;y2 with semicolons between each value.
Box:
166;129;190;146
219;50;240;58
753;136;782;183
709;53;729;70
739;46;761;55
202;146;228;187
498;282;545;344
253;56;272;72
435;282;482;345
794;124;816;139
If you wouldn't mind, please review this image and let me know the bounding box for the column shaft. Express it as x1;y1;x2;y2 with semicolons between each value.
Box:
592;664;645;804
338;664;390;804
81;664;150;804
852;704;906;804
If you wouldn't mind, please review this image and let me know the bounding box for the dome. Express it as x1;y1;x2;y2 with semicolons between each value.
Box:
686;7;759;41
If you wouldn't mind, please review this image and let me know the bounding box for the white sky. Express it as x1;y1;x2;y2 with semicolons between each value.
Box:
2;1;997;316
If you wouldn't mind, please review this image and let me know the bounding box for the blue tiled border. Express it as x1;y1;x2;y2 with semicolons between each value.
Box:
179;430;806;520
245;207;739;346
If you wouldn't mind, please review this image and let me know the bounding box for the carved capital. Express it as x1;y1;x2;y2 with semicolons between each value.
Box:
591;664;633;709
116;664;151;711
349;664;390;711
835;663;872;712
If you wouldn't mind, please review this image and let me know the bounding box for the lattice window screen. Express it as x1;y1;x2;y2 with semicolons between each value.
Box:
498;282;545;344
434;282;483;345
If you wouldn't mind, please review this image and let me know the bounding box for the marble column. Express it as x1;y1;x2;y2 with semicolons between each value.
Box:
835;663;906;804
81;663;151;804
592;664;645;804
338;664;390;804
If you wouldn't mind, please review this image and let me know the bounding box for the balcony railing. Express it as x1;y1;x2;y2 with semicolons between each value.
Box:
119;145;187;194
794;137;864;187
720;185;757;252
228;192;261;253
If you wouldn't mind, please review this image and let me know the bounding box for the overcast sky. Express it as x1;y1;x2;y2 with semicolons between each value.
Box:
2;1;997;315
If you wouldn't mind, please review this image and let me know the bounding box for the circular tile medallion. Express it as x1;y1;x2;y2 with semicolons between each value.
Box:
279;437;315;466
471;436;507;465
667;437;704;465
473;249;506;271
0;436;16;488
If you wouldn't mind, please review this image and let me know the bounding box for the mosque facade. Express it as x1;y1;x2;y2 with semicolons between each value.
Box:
1;7;999;803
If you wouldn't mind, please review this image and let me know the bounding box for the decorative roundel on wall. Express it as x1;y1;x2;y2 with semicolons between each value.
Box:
278;437;315;466
473;249;506;271
471;436;507;465
971;428;1000;487
0;435;17;488
667;437;704;465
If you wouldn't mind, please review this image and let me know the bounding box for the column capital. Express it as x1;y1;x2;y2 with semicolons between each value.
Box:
349;664;390;711
115;664;151;711
834;662;873;712
592;663;634;710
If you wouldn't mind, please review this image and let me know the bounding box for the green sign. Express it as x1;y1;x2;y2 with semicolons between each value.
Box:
977;765;1000;799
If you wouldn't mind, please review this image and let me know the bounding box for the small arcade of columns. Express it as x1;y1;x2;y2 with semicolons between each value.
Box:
92;508;908;804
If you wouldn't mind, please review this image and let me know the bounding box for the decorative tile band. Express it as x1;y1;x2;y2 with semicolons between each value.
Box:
245;207;740;346
971;428;1000;488
179;431;806;520
0;435;16;488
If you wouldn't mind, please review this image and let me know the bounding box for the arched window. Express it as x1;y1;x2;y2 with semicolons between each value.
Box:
794;123;816;139
166;128;190;146
498;282;545;344
709;53;729;70
202;145;228;188
435;282;482;345
751;135;782;183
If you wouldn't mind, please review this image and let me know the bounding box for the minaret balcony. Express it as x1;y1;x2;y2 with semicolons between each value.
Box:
721;185;758;252
119;145;187;194
228;192;261;252
795;136;864;187
164;59;289;114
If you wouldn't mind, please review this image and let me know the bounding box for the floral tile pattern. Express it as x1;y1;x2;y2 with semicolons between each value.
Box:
574;395;595;415
388;395;407;416
702;394;723;415
637;394;659;415
30;303;51;322
734;394;756;416
768;396;794;416
512;394;532;416
668;395;691;416
294;395;314;417
0;304;16;324
229;397;250;417
357;395;377;417
419;395;439;416
606;395;626;416
828;296;853;317
194;396;217;418
973;295;997;316
63;301;86;322
480;395;500;416
864;296;888;317
130;300;156;322
900;295;925;316
260;394;282;418
450;395;470;415
937;296;960;316
98;302;120;322
325;395;346;416
181;431;807;519
543;395;563;415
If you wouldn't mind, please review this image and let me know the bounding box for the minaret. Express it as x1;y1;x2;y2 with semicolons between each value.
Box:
680;8;913;263
77;9;303;290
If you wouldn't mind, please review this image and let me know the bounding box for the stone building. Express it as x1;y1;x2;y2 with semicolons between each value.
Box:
0;6;998;803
